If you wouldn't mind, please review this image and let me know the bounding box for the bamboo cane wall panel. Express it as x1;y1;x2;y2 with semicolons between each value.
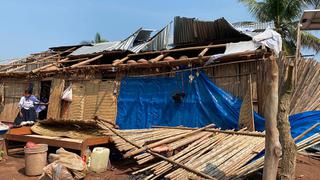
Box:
62;80;117;123
289;59;320;114
204;61;257;100
0;80;39;122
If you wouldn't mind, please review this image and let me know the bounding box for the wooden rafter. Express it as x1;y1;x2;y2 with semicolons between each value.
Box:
6;47;76;72
70;54;103;68
198;43;213;57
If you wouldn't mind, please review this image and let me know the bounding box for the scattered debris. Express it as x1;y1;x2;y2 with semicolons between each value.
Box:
42;148;87;179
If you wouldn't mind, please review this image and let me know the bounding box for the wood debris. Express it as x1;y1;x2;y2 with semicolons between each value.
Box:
95;118;320;179
96;118;266;179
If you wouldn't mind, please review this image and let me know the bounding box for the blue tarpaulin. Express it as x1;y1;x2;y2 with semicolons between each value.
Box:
116;71;320;139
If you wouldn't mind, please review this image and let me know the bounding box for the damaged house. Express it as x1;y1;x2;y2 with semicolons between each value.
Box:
0;16;320;179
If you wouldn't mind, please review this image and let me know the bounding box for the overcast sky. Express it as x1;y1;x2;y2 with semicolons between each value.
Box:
0;0;318;61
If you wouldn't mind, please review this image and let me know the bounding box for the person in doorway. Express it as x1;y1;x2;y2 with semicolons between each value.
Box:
13;89;39;126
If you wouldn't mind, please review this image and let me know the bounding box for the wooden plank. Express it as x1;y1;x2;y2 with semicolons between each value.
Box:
8;126;32;135
5;134;82;150
47;78;65;119
238;75;255;131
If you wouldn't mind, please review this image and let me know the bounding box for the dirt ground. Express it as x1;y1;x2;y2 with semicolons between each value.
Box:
0;153;319;180
0;154;130;180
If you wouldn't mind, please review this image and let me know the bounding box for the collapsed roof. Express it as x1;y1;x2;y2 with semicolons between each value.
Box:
0;16;278;76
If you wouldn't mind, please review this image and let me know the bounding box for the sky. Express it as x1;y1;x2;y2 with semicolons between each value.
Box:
0;0;318;61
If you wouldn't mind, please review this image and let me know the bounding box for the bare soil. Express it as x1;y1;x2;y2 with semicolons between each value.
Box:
0;154;319;180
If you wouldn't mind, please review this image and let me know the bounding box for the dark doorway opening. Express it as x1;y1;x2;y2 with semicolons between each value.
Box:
38;81;51;120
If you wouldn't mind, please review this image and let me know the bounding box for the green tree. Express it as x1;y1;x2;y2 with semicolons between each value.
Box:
239;0;320;55
80;32;108;45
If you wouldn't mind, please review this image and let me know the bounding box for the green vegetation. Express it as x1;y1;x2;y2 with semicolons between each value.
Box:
239;0;320;55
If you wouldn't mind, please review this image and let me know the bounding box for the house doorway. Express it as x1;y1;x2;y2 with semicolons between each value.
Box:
38;80;51;120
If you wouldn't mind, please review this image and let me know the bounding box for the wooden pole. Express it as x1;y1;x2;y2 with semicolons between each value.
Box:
149;53;167;63
263;55;282;180
198;43;213;57
112;56;129;66
124;124;214;158
70;54;103;67
98;121;216;180
6;47;76;72
294;123;320;142
277;63;296;180
294;24;302;87
152;126;265;137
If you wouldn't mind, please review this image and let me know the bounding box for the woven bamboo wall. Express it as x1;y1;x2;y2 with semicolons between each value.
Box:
62;80;117;122
204;61;258;107
0;80;40;122
288;58;320;114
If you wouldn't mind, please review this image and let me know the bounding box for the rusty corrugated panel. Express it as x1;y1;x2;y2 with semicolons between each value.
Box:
173;16;251;46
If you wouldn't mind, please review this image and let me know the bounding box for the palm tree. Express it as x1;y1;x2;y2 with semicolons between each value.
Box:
80;32;108;45
239;0;320;55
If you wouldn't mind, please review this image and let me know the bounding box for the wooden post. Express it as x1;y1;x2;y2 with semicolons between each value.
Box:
294;24;302;87
277;64;297;180
263;55;282;180
238;75;255;131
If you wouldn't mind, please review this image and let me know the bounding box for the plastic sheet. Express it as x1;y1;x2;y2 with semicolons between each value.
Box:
116;71;319;140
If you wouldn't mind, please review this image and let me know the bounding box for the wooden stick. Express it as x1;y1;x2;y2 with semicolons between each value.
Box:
31;63;57;73
112;56;129;66
198;43;213;57
152;126;265;137
128;43;227;57
99;122;216;180
70;54;103;67
294;123;320;142
94;116;119;128
124;124;214;158
7;47;76;72
149;53;167;63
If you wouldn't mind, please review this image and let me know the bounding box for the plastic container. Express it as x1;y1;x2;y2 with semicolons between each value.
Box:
89;147;110;173
24;144;48;176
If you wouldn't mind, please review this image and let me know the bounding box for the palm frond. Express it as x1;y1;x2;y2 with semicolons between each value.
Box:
283;39;296;56
304;0;320;8
281;0;305;22
238;0;270;22
300;31;320;53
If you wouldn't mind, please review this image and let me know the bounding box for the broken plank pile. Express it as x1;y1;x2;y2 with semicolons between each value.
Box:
96;118;266;179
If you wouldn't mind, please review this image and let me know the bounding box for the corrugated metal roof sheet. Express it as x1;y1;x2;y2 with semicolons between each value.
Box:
69;41;121;56
300;10;320;30
173;16;251;46
130;23;172;52
144;23;172;51
232;21;275;32
69;29;154;56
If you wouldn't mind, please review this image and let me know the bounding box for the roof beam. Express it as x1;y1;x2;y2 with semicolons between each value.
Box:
6;47;76;72
198;43;213;57
128;43;227;57
112;56;129;66
70;54;103;68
